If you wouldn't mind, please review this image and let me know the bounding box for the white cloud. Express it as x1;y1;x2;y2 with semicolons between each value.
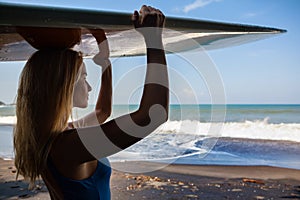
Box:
242;11;264;19
243;12;258;18
183;0;222;13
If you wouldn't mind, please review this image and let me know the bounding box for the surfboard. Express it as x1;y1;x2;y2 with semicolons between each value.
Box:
0;3;286;61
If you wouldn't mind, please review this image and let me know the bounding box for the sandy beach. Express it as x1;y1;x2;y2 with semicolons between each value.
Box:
1;158;300;200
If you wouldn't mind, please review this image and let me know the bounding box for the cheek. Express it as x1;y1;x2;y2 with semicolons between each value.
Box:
74;80;88;98
73;83;80;101
73;80;89;107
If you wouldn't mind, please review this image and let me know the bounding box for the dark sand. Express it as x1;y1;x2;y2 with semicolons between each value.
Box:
1;158;300;199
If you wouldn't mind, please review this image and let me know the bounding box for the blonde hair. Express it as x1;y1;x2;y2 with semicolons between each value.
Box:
14;49;83;187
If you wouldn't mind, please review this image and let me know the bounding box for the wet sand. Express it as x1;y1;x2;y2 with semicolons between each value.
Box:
1;158;300;199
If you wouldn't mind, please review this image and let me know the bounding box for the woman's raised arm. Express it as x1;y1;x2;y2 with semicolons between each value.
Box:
71;29;112;127
53;6;169;164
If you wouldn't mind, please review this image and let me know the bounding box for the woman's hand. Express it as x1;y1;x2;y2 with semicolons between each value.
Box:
131;5;165;46
89;29;110;67
132;5;165;30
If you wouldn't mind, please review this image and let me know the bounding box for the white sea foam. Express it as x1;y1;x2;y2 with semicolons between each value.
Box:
0;116;16;125
155;119;300;142
109;118;300;164
1;116;300;142
1;117;300;169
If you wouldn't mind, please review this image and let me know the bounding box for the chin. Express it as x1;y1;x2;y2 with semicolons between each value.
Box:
74;103;89;108
80;104;89;108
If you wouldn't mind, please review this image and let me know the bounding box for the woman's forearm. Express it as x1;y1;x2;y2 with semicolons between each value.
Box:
90;29;113;123
139;49;168;110
95;64;112;123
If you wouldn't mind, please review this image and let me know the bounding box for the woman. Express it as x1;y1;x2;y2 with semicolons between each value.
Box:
14;5;168;200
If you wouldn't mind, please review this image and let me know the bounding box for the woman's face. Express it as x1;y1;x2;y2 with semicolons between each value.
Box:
73;63;92;108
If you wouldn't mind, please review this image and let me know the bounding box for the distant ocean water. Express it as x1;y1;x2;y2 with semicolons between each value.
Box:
1;104;300;169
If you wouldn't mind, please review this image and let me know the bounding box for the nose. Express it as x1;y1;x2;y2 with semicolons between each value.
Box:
87;82;92;92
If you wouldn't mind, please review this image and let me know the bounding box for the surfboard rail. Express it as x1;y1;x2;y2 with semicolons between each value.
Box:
0;3;287;61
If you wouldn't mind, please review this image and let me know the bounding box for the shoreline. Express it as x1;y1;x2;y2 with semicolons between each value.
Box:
1;159;300;199
111;161;300;180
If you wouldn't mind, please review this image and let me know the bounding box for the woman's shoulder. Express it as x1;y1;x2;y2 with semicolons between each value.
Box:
50;128;96;165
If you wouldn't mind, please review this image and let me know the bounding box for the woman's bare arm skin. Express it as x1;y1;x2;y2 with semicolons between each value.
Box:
71;29;112;127
52;6;169;165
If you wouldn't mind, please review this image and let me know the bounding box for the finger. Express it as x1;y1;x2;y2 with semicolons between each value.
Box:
149;8;164;27
140;9;150;25
131;10;140;28
148;6;155;12
150;6;159;12
140;5;150;13
153;9;165;27
158;12;165;27
143;13;158;27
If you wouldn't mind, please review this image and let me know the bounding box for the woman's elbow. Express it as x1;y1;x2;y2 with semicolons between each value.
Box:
161;107;169;124
164;107;169;122
154;102;169;124
138;104;169;127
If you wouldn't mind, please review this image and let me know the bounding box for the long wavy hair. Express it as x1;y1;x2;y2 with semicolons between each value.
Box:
14;49;83;187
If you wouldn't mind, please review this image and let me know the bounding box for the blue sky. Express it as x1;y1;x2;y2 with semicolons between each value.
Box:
0;0;299;104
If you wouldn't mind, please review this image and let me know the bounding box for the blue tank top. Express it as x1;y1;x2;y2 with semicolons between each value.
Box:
48;158;111;200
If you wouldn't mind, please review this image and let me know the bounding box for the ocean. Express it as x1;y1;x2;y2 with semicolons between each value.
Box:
1;104;300;169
